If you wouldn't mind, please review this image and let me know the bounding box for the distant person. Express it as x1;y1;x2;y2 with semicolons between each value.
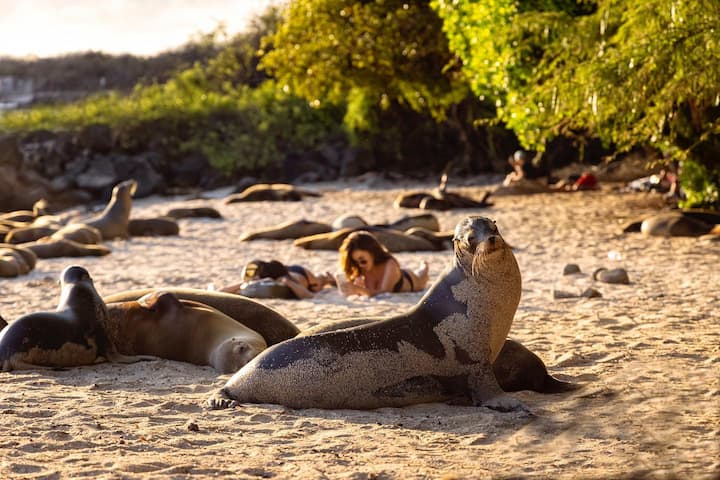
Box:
218;259;334;299
503;150;548;187
335;230;429;298
550;172;599;192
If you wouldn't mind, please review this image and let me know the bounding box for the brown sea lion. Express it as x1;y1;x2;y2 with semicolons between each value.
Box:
293;225;447;252
165;207;223;219
49;223;103;244
209;215;525;411
103;288;300;346
240;219;332;241
5;225;59;244
128;217;180;237
83;179;137;239
15;238;111;258
0;246;37;277
640;212;716;237
394;174;493;210
0;266;114;370
105;292;267;373
224;183;322;204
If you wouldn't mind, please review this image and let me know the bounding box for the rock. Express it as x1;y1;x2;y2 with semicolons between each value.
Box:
112;153;164;198
76;123;114;153
76;155;118;191
171;152;209;187
563;263;581;275
581;287;603;298
593;267;630;284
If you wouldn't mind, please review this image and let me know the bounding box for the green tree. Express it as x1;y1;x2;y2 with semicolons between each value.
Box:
434;0;720;207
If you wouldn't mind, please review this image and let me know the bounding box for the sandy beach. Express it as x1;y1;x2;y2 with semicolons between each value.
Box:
0;179;718;479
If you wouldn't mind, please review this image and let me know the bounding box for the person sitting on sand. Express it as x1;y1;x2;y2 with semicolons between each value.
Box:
549;171;599;192
219;259;334;299
335;230;429;297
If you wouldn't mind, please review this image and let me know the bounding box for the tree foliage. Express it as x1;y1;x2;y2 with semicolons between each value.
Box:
434;0;720;206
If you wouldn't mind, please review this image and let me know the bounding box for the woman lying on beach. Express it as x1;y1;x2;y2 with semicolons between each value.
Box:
218;259;334;299
335;230;429;298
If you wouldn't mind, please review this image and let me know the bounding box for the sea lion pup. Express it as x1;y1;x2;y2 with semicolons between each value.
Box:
82;179;137;240
299;321;579;394
208;215;525;411
105;292;267;373
18;238;111;258
293;225;444;252
0;265;114;371
165;207;223;219
128;217;180;237
239;219;332;241
103;288;300;346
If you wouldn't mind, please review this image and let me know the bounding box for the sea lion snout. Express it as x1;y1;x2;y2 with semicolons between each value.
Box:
453;216;502;253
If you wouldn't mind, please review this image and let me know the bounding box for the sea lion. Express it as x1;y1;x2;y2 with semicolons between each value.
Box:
299;322;579;394
0;246;36;277
0;315;6;331
382;213;441;232
165;207;223;219
640;212;715;237
332;214;368;231
394;174;493;210
0;265;114;370
5;225;59;244
105;292;267;373
128;217;180;237
293;225;447;252
240;219;332;241
224;184;322;204
83;179;137;239
103;287;300;346
49;223;103;244
16;238;111;258
208;215;525;410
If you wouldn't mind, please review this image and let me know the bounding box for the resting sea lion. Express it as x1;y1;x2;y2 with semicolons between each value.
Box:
240;219;332;241
208;215;525;410
299;320;579;394
105;292;267;373
83;179;137;239
0;315;6;331
381;213;441;232
224;184;322;204
640;212;715;237
293;225;446;252
18;238;111;258
50;223;103;244
165;207;223;219
5;225;59;244
103;288;300;346
0;246;36;277
0;265;114;370
128;217;180;237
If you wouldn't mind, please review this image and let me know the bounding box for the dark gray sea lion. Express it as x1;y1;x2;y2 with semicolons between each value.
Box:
165;207;223;219
0;265;113;370
224;184;322;204
240;219;332;241
208;215;525;410
300;321;580;394
393;175;493;210
128;217;180;237
83;179;137;240
103;287;300;346
105;292;267;373
293;225;447;252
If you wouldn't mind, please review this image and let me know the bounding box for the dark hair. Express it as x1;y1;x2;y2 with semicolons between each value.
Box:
338;231;393;281
242;259;289;281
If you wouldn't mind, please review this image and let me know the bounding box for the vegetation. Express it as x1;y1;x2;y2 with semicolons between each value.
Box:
1;0;718;206
433;0;720;207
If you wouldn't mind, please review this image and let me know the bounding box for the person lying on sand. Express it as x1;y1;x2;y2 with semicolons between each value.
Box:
335;230;429;298
217;259;334;299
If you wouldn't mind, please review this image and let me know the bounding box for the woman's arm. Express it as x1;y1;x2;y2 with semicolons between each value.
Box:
278;276;314;299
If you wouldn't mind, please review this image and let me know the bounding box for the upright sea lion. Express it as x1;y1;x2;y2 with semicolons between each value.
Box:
208;215;525;410
299;320;579;394
293;225;447;252
103;287;300;346
83;179;137;240
0;265;113;370
105;292;267;373
224;184;322;204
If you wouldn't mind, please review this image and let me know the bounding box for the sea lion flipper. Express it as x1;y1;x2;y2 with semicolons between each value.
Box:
106;352;159;364
541;375;583;393
469;366;529;413
207;388;238;410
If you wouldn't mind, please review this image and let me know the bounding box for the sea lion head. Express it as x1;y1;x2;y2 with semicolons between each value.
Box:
113;179;138;199
60;265;93;286
453;216;510;275
210;336;266;374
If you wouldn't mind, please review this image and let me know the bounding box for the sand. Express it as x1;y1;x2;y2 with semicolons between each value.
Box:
0;179;718;479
